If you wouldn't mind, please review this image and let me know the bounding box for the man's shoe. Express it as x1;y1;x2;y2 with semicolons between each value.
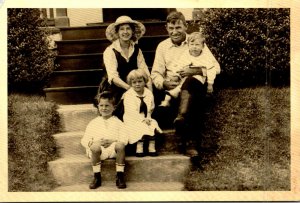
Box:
89;172;101;189
116;172;126;189
174;115;184;125
185;148;199;157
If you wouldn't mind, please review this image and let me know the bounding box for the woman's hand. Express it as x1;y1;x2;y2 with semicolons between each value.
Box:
112;77;131;90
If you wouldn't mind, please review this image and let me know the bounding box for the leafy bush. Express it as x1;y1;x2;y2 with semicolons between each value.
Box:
8;8;57;93
8;94;61;191
193;8;290;87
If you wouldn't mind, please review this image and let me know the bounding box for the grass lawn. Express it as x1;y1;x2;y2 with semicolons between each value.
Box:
185;87;290;191
8;94;61;191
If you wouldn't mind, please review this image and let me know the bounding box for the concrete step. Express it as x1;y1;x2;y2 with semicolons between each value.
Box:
48;69;104;88
56;104;177;133
56;35;168;55
57;104;98;131
52;181;184;191
55;51;155;71
55;53;102;71
44;86;98;105
56;103;177;135
48;154;190;186
60;21;168;40
60;20;199;41
53;129;180;157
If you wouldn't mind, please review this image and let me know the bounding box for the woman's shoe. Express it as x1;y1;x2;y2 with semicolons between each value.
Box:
148;151;158;157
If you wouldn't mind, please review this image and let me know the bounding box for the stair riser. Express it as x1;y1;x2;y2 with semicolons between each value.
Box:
56;36;168;55
45;87;98;105
60;22;168;40
54;133;87;156
61;27;107;40
60;21;199;41
55;54;102;70
54;130;180;157
56;51;155;71
48;156;190;185
57;104;177;133
57;40;109;55
49;70;104;88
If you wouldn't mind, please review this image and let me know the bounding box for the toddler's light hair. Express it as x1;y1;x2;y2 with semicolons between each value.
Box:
188;32;205;45
126;69;149;85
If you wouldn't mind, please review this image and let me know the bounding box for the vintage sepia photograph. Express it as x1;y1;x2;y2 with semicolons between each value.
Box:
1;1;300;202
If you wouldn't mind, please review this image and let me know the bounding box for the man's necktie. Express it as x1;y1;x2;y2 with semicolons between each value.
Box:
137;96;147;118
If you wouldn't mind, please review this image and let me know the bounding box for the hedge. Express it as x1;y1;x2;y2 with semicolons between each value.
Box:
8;8;57;93
193;8;290;87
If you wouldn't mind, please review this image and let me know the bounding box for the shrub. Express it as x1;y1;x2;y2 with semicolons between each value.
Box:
8;94;61;191
8;8;57;93
193;8;290;87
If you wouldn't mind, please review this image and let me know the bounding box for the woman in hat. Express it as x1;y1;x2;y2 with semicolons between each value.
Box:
100;16;152;105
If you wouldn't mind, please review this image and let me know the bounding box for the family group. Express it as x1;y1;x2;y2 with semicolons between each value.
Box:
80;11;220;189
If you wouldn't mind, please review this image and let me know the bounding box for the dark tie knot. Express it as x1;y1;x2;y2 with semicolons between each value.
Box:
137;96;147;117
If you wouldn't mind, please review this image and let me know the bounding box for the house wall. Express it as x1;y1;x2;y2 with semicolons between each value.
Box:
66;8;193;27
67;9;103;27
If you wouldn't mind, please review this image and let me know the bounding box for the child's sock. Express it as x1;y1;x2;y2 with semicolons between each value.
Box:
92;162;101;173
116;163;125;172
136;140;144;157
136;141;143;153
148;140;156;153
148;139;158;156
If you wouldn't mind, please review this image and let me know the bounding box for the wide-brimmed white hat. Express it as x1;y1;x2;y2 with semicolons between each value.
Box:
105;16;146;42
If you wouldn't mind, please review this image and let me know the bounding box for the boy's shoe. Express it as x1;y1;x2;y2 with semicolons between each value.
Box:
89;172;101;189
116;172;126;189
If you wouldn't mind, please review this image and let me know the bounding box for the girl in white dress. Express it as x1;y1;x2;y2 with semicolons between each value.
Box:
122;69;162;157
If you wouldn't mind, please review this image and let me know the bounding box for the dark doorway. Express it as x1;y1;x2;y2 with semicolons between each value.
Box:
102;8;176;22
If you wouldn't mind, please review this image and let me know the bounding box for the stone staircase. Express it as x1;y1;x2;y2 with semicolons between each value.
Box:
46;20;200;191
48;104;191;191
